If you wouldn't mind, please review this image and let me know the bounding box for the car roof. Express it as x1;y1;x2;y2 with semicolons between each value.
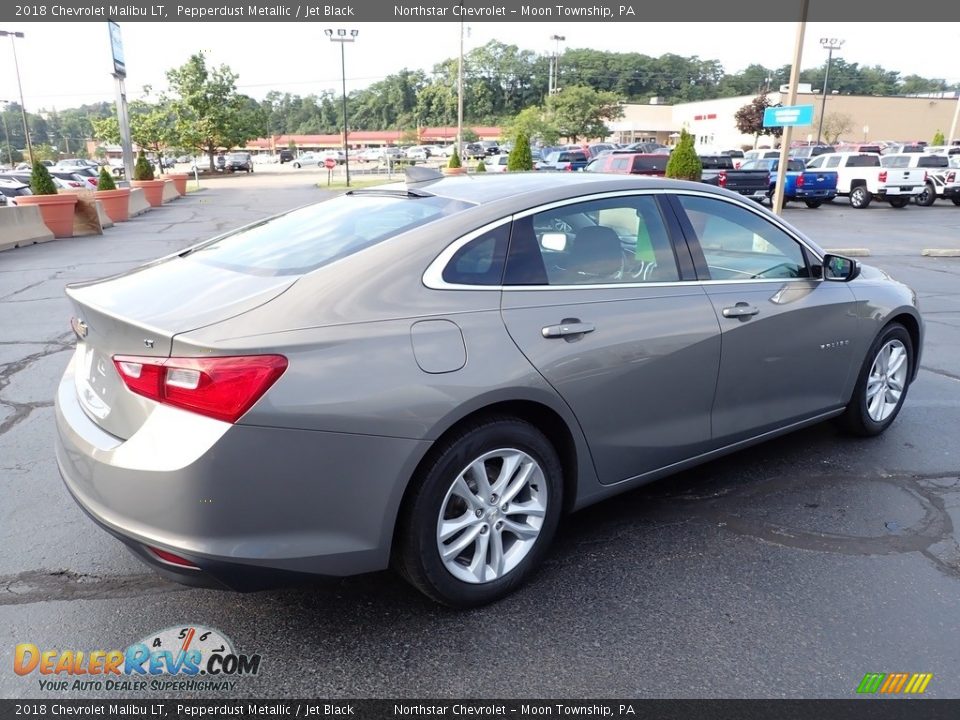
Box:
388;171;724;207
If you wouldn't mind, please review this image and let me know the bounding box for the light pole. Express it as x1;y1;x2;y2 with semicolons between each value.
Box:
325;28;358;187
549;34;565;95
0;100;14;166
816;37;844;145
0;30;32;164
457;19;464;157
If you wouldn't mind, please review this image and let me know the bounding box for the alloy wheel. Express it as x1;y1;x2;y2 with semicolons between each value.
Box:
866;339;908;422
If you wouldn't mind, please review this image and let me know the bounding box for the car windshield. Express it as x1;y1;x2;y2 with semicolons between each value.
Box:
226;154;247;161
186;193;473;276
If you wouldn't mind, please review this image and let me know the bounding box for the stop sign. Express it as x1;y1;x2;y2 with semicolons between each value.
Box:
324;157;336;169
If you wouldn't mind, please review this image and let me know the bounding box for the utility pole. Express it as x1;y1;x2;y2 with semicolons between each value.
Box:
457;18;464;155
549;34;565;95
816;37;844;145
325;27;358;187
771;0;809;216
0;100;14;166
0;30;32;164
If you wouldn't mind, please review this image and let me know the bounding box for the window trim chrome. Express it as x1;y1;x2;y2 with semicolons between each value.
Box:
422;187;825;292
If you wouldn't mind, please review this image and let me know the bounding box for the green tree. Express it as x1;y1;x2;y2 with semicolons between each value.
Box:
165;54;266;171
821;112;853;144
461;128;479;143
134;150;154;181
507;131;533;171
30;161;58;195
31;144;61;163
504;106;559;146
546;85;623;142
734;95;783;148
448;147;462;169
475;159;486;172
96;166;117;191
91;100;175;173
933;129;946;146
665;129;702;181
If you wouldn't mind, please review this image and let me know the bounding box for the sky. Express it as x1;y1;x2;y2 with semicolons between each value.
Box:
2;22;959;112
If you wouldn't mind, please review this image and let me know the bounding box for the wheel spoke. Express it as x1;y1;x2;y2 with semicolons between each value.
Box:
488;529;505;578
466;460;493;501
887;347;907;375
439;512;479;542
441;523;482;561
501;518;539;540
490;452;522;497
502;461;535;505
887;376;904;393
506;499;546;518
866;377;884;400
466;530;490;582
867;390;884;420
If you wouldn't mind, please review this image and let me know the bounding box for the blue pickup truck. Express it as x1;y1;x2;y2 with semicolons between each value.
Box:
741;158;839;208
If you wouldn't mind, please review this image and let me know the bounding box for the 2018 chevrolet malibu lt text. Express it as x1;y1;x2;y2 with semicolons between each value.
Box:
55;172;922;607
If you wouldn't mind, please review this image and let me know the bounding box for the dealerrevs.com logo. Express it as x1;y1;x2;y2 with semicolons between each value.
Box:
14;625;262;693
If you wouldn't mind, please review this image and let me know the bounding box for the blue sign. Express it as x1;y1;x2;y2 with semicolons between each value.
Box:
763;104;815;127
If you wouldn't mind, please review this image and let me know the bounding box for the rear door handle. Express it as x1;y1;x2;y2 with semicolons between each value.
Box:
722;303;760;319
542;321;596;338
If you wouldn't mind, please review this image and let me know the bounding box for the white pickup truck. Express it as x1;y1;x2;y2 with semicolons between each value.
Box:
805;152;926;208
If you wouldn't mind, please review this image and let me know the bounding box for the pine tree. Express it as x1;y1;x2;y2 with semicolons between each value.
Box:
508;132;533;171
97;167;117;191
30;162;59;196
134;151;155;181
665;129;702;181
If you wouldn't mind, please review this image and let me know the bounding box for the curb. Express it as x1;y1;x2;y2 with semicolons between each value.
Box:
922;249;960;257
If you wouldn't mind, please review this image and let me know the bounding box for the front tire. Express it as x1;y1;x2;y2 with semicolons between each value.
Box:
394;417;563;607
849;185;872;209
293;162;301;169
839;323;913;437
888;197;910;208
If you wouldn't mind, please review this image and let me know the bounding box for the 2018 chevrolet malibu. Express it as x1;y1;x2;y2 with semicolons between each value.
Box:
55;172;922;607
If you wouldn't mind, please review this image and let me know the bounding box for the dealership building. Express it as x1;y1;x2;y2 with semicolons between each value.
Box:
609;88;960;150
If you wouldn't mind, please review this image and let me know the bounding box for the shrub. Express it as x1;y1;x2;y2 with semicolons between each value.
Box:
508;132;533;171
448;147;462;169
29;162;59;196
475;159;487;172
933;130;946;146
665;129;702;181
133;151;154;181
96;167;117;191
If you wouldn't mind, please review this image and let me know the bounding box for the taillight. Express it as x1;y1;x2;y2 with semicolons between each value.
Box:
879;171;887;183
923;171;928;182
797;174;805;187
148;546;199;569
112;354;288;424
69;181;83;187
718;171;727;187
564;164;573;172
948;172;956;183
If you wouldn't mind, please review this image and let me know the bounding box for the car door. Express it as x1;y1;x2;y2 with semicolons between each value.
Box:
667;193;859;444
500;192;722;485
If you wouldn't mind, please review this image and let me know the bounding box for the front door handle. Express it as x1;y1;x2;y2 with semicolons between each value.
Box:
542;321;596;338
722;303;760;319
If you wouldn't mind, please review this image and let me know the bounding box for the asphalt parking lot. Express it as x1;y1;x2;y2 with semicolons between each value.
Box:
1;176;958;699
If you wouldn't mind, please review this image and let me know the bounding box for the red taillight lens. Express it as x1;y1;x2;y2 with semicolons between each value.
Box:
113;354;288;424
949;172;956;183
879;170;887;183
70;181;83;187
718;171;727;187
797;174;805;187
148;546;199;569
923;171;928;182
564;164;573;171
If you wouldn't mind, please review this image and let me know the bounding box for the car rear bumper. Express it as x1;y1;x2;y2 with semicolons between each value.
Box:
795;189;836;199
943;186;960;199
55;359;430;589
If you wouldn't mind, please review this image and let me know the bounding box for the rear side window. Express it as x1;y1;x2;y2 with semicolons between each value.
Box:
188;194;472;276
846;155;880;167
441;224;509;286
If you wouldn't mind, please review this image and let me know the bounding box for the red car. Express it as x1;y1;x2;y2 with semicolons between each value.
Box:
583;152;668;176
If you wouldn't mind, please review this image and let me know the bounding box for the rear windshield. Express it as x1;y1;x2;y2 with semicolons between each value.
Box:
918;155;948;168
632;156;667;172
186;193;472;276
699;156;734;170
846;155;880;167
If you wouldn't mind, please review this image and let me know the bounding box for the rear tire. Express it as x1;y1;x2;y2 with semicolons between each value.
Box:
393;417;563;607
849;186;872;209
293;162;301;169
839;323;913;437
888;197;910;208
952;198;960;206
915;182;936;206
804;200;823;208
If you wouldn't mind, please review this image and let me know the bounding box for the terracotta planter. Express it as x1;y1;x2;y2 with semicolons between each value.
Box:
14;194;78;238
93;188;131;222
442;166;467;176
130;179;166;207
165;173;189;196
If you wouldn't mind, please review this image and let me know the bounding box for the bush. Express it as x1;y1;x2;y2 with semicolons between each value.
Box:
508;132;533;171
475;160;486;172
933;130;946;146
133;151;154;181
448;147;462;169
665;129;702;181
29;162;59;196
96;167;117;191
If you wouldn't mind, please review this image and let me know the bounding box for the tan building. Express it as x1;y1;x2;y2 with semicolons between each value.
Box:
617;92;960;150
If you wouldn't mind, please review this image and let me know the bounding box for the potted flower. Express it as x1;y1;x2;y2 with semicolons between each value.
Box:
129;151;166;207
443;147;466;176
14;161;78;238
93;166;131;222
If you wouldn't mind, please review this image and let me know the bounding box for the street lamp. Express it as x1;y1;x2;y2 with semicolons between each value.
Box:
0;30;32;164
816;37;844;145
862;125;869;142
325;27;358;187
549;34;566;95
0;100;14;167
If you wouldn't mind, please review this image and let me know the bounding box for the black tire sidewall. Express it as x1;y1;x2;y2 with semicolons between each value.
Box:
398;419;563;607
843;324;913;436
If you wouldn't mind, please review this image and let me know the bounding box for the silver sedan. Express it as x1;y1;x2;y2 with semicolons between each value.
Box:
56;172;922;606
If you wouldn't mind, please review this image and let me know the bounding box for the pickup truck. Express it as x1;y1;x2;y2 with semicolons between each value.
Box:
805;152;925;208
698;155;770;201
880;152;950;206
535;149;590;172
740;158;838;208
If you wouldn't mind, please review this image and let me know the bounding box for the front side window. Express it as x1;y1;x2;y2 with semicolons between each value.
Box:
677;195;809;281
505;195;680;286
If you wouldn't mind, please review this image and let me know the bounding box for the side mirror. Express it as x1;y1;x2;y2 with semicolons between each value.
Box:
541;232;568;252
822;253;859;282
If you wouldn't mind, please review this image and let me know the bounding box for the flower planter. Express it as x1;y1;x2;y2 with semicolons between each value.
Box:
14;194;79;238
442;167;467;176
93;188;131;223
130;179;166;207
165;173;189;196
